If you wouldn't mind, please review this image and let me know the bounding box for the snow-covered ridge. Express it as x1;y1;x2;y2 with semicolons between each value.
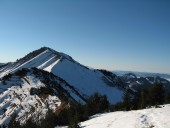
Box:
0;69;61;125
0;47;61;78
0;47;124;104
81;104;170;128
0;68;87;126
0;47;169;105
0;47;170;127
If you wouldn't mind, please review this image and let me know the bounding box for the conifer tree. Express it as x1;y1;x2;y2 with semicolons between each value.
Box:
8;114;21;128
150;83;165;106
123;88;132;111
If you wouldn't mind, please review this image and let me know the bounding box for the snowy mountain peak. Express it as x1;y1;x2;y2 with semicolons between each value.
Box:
0;47;124;103
0;47;75;78
1;47;170;127
40;47;74;61
0;47;125;126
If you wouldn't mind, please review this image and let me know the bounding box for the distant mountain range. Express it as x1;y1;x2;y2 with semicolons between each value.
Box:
113;70;170;79
0;47;170;126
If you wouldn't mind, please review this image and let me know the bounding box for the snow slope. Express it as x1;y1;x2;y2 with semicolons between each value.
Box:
47;59;123;104
0;49;61;78
0;68;87;126
0;71;61;125
81;104;170;128
0;47;123;104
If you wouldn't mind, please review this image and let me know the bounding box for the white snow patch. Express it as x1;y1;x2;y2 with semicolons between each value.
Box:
50;59;123;104
44;57;62;72
81;104;170;128
0;74;61;125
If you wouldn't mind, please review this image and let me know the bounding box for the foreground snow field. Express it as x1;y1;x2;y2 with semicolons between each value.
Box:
80;104;170;128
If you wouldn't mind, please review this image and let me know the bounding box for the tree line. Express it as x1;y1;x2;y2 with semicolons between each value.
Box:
110;83;170;111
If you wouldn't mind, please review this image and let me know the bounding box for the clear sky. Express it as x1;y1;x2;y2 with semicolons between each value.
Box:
0;0;170;73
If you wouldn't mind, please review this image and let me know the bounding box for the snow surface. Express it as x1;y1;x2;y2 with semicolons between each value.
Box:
49;59;123;104
0;73;61;125
0;49;61;78
0;48;123;104
80;104;170;128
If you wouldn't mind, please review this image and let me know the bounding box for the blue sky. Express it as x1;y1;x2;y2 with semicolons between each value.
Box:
0;0;170;73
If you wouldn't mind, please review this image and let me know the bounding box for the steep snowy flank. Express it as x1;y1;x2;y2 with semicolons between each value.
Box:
0;71;59;125
80;104;170;128
0;47;123;104
0;68;86;126
0;48;61;78
46;59;123;104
